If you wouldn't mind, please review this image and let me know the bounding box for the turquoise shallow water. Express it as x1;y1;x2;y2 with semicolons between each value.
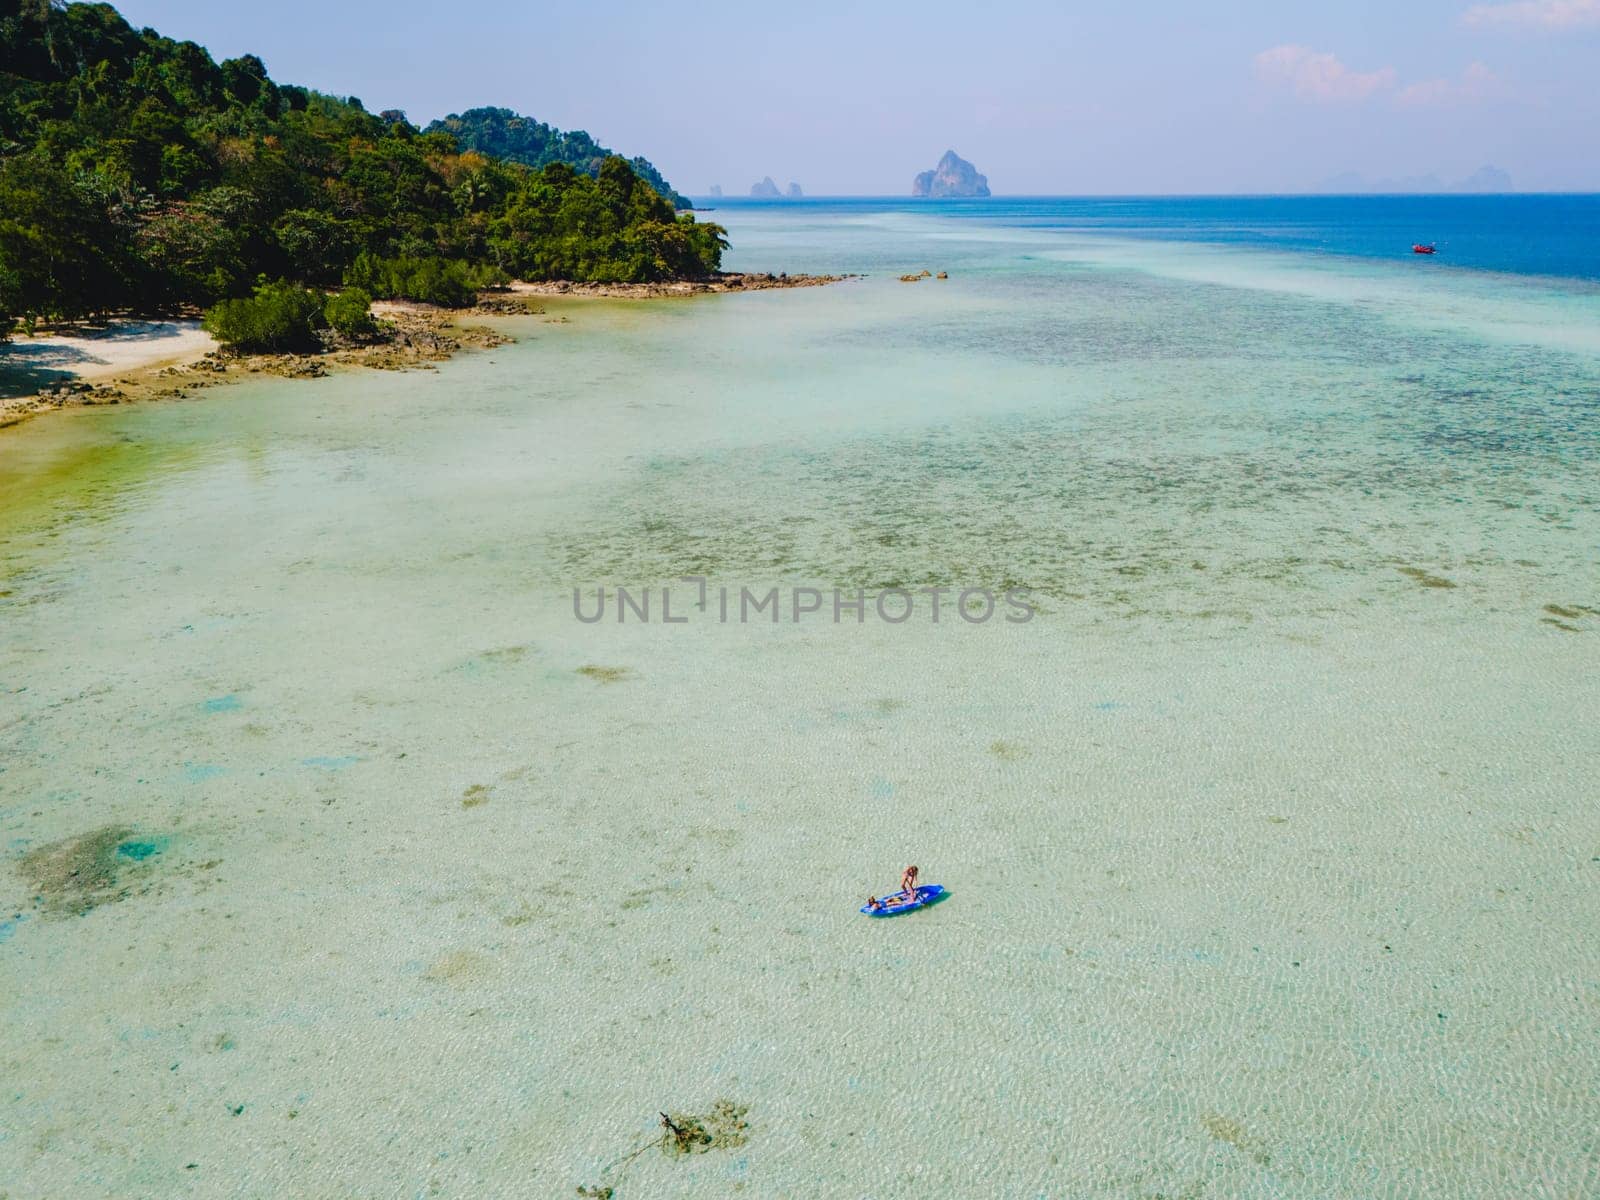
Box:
710;194;1600;280
2;204;1598;1198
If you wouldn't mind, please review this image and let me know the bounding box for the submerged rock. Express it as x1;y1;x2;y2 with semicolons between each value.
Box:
19;825;161;916
661;1101;750;1156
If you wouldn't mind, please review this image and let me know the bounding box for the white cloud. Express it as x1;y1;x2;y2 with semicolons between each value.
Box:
1463;0;1600;28
1396;62;1503;106
1254;45;1398;102
1256;48;1510;109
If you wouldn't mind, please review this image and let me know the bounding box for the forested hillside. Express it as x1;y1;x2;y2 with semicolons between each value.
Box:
0;0;725;330
426;107;689;210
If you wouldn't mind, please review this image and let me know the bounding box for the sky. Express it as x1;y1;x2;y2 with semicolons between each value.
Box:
113;0;1600;195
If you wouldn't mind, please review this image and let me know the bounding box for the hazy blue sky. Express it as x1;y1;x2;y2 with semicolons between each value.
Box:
115;0;1600;194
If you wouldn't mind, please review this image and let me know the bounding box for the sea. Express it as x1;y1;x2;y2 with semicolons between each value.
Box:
2;195;1597;1198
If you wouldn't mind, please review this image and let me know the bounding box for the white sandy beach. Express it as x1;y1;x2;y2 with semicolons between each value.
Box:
0;319;215;398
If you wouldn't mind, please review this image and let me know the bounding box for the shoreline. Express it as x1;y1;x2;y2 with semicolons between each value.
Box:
504;271;853;299
0;306;510;432
0;273;853;434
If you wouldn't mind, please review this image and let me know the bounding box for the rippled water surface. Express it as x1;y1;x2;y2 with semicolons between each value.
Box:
2;203;1598;1198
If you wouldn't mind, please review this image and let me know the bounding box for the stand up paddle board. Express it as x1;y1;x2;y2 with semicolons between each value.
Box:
860;884;946;917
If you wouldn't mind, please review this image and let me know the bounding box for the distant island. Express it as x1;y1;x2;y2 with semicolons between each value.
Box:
709;184;724;197
749;177;803;198
913;151;990;198
1318;165;1514;194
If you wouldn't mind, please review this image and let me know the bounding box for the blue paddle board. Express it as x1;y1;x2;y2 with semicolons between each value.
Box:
861;884;945;917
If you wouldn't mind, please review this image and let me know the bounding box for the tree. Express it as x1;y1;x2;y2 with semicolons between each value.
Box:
201;279;324;352
0;254;21;340
0;153;134;321
323;286;375;338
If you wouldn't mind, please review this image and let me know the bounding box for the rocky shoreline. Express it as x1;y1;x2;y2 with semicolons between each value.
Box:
0;273;853;432
506;271;854;299
0;306;514;431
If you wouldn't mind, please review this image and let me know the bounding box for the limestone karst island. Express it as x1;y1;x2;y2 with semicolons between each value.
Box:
749;176;804;198
912;150;991;197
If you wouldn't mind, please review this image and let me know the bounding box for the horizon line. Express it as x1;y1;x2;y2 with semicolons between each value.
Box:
689;191;1598;200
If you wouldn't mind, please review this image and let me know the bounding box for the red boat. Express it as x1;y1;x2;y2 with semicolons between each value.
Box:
1413;243;1437;255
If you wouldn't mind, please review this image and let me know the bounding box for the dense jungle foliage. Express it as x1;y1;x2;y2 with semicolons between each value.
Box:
0;1;725;334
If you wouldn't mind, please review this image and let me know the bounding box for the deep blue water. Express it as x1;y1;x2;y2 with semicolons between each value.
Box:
700;195;1600;282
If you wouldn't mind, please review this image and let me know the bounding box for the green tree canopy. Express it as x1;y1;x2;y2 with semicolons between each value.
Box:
0;1;725;325
424;106;690;209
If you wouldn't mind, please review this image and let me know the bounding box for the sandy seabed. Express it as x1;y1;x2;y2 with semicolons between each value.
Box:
1;210;1598;1198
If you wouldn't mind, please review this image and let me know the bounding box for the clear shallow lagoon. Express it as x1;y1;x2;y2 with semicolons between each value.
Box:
2;199;1598;1198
